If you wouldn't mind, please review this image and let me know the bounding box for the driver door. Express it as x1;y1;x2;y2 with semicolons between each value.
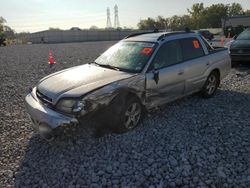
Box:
145;39;185;108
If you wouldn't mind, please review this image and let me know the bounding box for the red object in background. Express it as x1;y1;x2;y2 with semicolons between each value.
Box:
48;51;55;66
220;37;225;46
192;40;200;49
141;47;153;55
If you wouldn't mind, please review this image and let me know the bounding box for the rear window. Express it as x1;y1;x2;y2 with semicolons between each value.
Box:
180;38;205;61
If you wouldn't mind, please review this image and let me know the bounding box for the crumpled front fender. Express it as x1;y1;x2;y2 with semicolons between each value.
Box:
79;74;146;116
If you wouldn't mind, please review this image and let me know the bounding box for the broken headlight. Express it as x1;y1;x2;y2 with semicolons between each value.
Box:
56;99;85;114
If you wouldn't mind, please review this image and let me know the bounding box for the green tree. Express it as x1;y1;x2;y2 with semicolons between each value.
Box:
137;3;247;31
203;4;228;28
187;3;205;29
0;16;6;33
0;17;15;39
49;27;61;30
3;25;15;39
168;15;192;30
244;10;250;16
155;16;168;30
90;25;99;30
228;3;244;16
137;17;157;30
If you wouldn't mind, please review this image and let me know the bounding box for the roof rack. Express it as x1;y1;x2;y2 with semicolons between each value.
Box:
124;29;160;39
157;31;195;41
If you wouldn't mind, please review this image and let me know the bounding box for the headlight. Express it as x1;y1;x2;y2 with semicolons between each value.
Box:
72;101;85;113
56;99;85;113
56;99;81;113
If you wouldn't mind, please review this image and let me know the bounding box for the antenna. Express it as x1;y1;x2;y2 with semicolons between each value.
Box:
114;5;120;28
106;7;112;28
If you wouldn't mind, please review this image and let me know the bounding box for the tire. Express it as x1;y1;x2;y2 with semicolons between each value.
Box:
201;71;220;98
105;94;143;133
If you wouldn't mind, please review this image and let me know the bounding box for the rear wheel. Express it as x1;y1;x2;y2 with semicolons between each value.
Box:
201;71;220;98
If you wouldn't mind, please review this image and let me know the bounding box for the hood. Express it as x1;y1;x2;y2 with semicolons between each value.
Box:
231;40;250;49
37;64;134;103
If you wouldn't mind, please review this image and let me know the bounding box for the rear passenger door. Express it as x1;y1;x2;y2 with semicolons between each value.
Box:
179;37;209;94
145;40;185;107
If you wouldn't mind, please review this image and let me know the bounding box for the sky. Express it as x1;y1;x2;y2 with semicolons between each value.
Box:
1;0;250;33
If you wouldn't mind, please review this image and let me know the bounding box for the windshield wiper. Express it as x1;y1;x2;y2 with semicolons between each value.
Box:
89;61;100;66
95;63;121;71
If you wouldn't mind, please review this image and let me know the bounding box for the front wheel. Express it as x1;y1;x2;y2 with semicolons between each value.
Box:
123;98;142;131
105;95;143;134
201;71;220;98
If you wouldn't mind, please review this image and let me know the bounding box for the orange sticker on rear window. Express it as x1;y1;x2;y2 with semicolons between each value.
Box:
193;40;200;49
141;47;153;55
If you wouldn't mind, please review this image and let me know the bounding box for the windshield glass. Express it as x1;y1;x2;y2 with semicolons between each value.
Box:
237;29;250;40
95;41;156;73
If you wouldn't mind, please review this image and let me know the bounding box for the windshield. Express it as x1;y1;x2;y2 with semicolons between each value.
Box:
95;41;156;73
237;29;250;40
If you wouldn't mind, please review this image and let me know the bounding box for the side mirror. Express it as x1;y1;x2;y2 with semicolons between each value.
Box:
152;69;159;84
148;63;159;84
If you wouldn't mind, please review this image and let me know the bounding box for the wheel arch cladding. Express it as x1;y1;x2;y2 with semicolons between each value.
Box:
111;88;145;106
211;68;221;84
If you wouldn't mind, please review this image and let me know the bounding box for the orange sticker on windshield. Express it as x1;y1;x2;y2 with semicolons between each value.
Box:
193;40;200;49
141;48;153;55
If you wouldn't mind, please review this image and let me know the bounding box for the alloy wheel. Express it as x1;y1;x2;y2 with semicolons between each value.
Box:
124;102;141;129
206;74;217;95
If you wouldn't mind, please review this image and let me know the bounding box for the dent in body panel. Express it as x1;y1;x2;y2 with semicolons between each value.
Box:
79;74;146;116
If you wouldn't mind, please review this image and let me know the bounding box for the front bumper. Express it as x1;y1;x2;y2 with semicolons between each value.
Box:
25;93;78;133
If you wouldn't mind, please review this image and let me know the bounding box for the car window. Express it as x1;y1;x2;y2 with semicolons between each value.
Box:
180;38;205;61
152;40;182;70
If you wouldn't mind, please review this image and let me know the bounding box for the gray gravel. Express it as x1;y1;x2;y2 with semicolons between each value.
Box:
0;42;250;188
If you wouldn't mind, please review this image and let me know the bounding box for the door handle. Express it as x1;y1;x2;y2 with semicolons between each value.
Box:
178;70;184;75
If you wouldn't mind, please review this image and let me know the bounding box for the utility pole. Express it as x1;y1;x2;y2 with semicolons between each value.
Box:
114;5;120;28
106;7;112;28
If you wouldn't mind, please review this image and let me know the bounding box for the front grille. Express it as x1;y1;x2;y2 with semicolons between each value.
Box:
230;48;250;55
36;89;53;105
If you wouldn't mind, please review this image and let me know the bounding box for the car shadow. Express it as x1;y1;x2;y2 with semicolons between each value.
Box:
14;88;250;187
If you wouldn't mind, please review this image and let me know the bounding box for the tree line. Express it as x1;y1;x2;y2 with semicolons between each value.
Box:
138;3;250;31
0;16;15;39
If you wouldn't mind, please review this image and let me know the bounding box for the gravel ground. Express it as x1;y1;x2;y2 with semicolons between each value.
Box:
0;42;250;188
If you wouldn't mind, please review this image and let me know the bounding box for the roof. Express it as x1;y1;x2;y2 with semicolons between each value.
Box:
228;15;250;19
123;31;198;42
223;16;250;27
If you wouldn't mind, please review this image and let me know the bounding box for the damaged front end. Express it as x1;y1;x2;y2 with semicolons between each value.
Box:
73;74;146;117
25;74;146;140
25;89;78;141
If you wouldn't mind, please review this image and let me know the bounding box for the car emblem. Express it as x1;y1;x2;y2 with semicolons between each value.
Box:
238;50;243;54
